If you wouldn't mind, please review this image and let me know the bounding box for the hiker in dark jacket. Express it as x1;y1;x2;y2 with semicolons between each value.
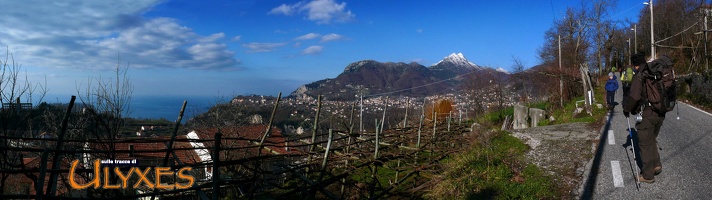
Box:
605;72;619;110
623;52;665;184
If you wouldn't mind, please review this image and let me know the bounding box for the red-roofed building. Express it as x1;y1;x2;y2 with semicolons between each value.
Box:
186;124;304;181
3;156;86;197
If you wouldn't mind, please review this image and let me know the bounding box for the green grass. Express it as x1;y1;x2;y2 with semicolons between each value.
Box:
479;107;513;126
538;80;608;126
349;164;401;188
427;131;559;199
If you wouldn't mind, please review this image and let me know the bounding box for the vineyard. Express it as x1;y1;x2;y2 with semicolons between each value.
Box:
1;93;533;199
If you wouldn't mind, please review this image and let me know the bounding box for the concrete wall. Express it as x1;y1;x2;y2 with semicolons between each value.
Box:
513;104;529;129
529;108;546;128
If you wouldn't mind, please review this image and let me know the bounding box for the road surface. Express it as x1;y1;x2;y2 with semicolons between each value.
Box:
581;79;712;199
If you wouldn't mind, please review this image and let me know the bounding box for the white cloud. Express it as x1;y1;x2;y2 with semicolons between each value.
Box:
269;0;354;24
320;33;344;42
295;33;321;40
231;35;242;42
200;33;225;43
242;42;287;53
301;45;323;55
268;3;302;16
0;0;239;70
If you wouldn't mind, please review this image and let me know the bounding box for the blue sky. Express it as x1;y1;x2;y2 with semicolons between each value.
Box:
0;0;643;99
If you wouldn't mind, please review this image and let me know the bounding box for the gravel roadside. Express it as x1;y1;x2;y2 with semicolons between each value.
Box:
510;122;600;199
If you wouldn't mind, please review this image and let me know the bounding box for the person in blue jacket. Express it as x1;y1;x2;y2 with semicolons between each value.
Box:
605;72;619;110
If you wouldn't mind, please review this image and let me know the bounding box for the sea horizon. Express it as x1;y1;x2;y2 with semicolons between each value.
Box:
39;94;228;121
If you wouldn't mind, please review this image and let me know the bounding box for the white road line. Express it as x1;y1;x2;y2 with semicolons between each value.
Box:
611;161;624;187
608;130;615;145
679;101;712;117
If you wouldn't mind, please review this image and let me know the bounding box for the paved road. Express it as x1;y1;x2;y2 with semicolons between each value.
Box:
581;79;712;199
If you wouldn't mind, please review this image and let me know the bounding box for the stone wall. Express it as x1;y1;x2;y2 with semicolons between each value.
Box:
512;104;548;129
529;108;546;128
513;105;528;129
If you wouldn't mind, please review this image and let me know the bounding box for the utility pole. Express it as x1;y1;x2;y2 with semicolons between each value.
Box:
696;9;711;72
647;0;656;59
627;38;631;65
632;24;637;53
559;34;563;108
706;9;710;72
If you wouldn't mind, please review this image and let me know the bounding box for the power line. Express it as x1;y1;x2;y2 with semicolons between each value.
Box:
361;68;484;98
655;21;700;45
609;3;644;20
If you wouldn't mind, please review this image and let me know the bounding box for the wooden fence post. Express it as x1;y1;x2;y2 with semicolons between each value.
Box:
258;92;281;156
459;109;462;125
433;115;437;140
417;114;423;149
374;119;380;159
310;95;322;153
341;102;356;195
380;96;388;133
403;97;408;128
319;129;334;182
151;100;187;200
307;95;322;174
360;95;363;135
46;95;75;197
212;132;222;200
162;100;187;166
36;149;50;200
448;111;451;132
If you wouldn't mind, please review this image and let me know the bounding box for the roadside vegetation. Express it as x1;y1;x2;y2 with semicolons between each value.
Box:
425;73;617;199
426;129;559;199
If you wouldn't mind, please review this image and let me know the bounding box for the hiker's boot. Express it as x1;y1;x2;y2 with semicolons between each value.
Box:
655;166;662;175
638;175;655;183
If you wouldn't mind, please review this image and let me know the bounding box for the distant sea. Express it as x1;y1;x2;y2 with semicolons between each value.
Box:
43;94;222;121
129;95;218;120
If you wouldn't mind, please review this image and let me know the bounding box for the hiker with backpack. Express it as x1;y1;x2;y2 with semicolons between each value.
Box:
623;52;677;184
605;72;619;110
621;59;638;108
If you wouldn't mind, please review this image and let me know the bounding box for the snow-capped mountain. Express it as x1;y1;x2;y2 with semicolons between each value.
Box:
290;53;509;100
433;52;480;68
429;52;482;80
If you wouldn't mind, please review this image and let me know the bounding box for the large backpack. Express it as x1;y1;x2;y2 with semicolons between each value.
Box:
642;55;676;113
621;67;634;83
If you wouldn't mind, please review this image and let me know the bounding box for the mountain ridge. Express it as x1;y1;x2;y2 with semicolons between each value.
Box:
290;53;508;101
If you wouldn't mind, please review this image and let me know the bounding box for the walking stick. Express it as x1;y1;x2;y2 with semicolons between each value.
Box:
627;117;640;188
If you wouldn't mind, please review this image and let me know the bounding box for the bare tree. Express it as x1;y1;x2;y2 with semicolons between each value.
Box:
0;48;48;194
64;55;135;197
76;55;133;141
511;56;533;104
538;6;592;107
590;0;617;76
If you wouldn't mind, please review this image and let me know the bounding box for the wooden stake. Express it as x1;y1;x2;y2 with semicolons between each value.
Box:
403;97;409;128
374;119;380;159
47;95;75;196
380;96;388;133
258;92;282;156
310;95;322;153
212;132;222;200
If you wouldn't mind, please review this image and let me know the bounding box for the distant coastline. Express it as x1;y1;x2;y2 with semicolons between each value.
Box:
41;94;222;121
